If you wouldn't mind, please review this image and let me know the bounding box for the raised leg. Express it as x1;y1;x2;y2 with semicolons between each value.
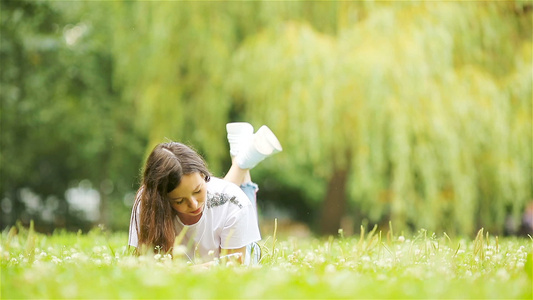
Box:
223;160;251;187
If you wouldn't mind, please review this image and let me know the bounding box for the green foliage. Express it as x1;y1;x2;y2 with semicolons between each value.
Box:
227;2;532;234
1;1;531;235
109;2;251;173
2;227;532;298
0;0;145;230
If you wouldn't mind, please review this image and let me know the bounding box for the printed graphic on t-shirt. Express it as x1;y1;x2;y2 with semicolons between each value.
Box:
206;191;243;209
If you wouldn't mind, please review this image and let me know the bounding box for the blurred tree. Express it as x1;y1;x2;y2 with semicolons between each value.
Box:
109;1;341;172
0;0;145;231
110;1;249;173
228;1;532;235
108;1;342;231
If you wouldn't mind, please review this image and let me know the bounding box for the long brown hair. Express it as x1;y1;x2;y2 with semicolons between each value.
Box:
131;142;211;253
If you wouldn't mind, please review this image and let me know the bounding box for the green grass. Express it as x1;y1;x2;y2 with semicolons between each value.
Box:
2;223;532;299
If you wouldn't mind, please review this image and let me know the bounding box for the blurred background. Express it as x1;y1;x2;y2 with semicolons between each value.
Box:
1;0;531;237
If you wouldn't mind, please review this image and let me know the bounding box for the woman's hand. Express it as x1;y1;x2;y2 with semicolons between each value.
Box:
190;247;246;269
220;246;246;264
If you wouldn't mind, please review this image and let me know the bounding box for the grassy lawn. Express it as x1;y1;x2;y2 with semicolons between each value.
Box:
2;223;532;299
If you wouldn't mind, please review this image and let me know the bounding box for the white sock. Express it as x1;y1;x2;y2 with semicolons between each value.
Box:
226;122;254;157
235;125;282;169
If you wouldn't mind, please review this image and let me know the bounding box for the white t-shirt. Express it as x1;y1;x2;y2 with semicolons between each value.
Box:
128;177;261;262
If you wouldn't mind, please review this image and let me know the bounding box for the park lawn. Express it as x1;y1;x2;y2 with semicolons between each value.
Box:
1;224;532;299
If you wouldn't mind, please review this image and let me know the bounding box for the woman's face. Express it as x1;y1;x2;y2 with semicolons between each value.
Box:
167;172;207;225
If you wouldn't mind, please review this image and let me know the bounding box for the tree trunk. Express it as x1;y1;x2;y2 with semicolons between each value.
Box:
319;168;349;235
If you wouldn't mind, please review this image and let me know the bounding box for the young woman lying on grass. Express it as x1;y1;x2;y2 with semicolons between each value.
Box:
128;123;282;266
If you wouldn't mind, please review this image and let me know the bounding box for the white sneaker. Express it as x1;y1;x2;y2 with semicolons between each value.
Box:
226;122;254;157
235;125;282;169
